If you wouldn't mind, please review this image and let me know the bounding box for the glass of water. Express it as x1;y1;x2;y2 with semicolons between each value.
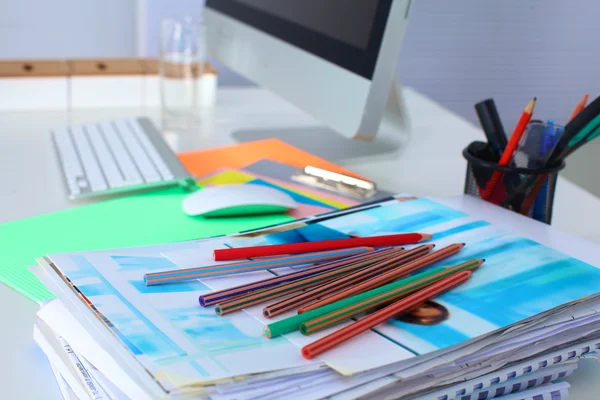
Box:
160;17;206;133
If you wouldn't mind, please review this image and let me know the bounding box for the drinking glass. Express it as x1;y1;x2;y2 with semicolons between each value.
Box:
160;17;206;133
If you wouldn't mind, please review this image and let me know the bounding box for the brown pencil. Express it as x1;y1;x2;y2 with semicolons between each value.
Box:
262;244;435;318
144;246;372;285
298;243;465;313
199;247;396;306
300;259;483;335
301;271;472;359
214;247;407;315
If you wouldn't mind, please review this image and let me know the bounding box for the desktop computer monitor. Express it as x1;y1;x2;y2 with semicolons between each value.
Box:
204;0;412;160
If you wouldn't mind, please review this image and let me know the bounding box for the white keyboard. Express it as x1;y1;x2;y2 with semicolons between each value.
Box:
52;117;192;199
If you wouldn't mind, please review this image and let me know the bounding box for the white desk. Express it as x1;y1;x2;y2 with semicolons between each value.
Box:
1;87;599;399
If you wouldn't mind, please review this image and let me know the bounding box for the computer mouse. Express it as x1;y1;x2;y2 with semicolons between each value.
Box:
182;184;297;217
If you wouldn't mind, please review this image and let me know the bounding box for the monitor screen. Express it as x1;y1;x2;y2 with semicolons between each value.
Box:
235;0;378;50
205;0;392;79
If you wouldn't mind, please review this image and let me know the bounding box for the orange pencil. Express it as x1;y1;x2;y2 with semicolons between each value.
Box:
299;259;483;335
570;94;589;121
214;247;404;315
262;244;434;318
301;271;472;359
298;243;465;313
482;97;537;200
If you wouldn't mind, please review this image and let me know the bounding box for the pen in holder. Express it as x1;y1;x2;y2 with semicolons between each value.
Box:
463;141;565;224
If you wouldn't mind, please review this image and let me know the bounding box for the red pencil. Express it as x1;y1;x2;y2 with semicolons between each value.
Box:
482;97;537;200
301;270;472;359
213;233;432;261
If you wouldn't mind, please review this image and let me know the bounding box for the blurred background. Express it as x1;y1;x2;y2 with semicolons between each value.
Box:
1;0;599;195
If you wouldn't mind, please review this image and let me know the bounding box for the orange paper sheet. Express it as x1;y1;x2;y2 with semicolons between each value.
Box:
178;138;363;179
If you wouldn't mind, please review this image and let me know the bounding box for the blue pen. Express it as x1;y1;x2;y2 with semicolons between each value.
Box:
533;120;559;222
541;119;555;157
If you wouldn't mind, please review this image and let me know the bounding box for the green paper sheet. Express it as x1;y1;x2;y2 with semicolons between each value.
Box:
0;187;292;303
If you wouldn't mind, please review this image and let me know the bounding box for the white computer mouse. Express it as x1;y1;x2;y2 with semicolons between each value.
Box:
182;184;297;217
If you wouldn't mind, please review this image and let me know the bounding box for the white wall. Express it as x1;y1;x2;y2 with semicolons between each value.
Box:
399;0;600;130
0;0;136;58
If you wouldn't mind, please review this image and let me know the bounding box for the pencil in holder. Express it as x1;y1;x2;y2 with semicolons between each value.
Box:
463;141;565;224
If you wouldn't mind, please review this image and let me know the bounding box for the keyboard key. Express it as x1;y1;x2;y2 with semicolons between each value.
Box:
100;122;143;185
77;177;89;188
70;126;108;192
85;124;127;188
127;119;174;180
113;120;161;183
52;129;85;178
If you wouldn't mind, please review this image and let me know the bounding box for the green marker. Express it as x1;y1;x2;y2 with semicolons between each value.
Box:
568;113;600;147
586;125;600;143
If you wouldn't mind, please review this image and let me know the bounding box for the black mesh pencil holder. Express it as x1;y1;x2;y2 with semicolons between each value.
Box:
463;141;565;224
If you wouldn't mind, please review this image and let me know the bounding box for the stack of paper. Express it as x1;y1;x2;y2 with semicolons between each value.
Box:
30;195;600;399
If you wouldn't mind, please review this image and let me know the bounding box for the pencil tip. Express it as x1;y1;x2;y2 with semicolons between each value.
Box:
533;97;537;101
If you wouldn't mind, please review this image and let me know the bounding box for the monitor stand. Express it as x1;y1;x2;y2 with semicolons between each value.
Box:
231;81;411;162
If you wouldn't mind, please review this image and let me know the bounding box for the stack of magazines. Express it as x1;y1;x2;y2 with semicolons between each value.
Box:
31;195;600;399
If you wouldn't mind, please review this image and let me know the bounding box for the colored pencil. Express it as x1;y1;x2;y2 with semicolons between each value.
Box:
570;94;589;121
549;96;600;163
519;174;548;216
213;233;432;261
300;271;472;359
482;97;537;200
297;243;465;313
198;247;396;307
143;247;371;286
213;247;405;315
300;259;483;335
263;255;473;339
518;95;594;214
262;244;435;318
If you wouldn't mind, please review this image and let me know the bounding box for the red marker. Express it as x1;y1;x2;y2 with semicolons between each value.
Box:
213;233;432;261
